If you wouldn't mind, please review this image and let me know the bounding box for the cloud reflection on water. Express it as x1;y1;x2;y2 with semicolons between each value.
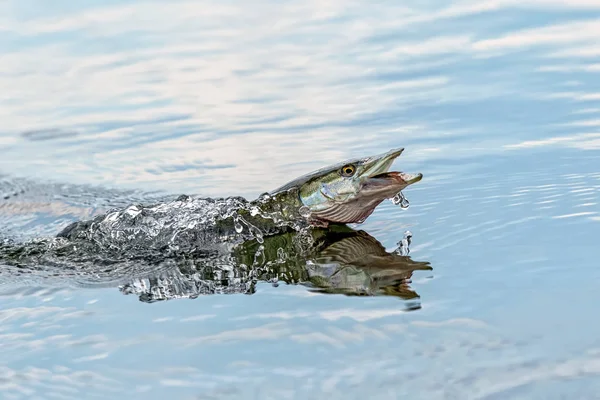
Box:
0;0;599;198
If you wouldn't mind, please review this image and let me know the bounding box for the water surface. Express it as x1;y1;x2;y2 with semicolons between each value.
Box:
1;1;600;399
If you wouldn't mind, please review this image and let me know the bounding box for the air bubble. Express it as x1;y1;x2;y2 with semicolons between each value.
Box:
233;216;244;233
234;223;243;233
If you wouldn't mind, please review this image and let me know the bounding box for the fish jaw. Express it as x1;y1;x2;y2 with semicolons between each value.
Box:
359;148;404;179
361;171;423;196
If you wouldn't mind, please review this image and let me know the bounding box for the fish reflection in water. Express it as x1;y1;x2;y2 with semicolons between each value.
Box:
2;225;431;308
119;226;431;307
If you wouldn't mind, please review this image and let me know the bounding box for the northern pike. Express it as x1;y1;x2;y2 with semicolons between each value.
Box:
0;148;427;301
54;147;422;240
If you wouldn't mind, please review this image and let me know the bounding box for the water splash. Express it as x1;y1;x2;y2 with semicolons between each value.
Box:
0;193;309;274
391;191;410;209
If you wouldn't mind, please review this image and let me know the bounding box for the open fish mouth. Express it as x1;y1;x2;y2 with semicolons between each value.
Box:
368;171;423;185
361;171;423;197
361;148;423;193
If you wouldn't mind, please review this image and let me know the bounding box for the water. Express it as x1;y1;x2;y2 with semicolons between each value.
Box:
1;1;600;399
391;191;410;209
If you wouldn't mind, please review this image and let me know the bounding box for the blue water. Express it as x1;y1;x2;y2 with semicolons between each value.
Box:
1;1;600;399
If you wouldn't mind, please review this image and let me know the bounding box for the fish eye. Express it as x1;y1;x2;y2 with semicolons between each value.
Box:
340;164;356;177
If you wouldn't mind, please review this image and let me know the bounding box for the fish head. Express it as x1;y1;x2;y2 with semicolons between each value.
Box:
272;148;422;225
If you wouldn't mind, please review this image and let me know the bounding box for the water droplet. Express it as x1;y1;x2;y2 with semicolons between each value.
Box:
270;275;280;287
298;206;311;218
258;193;271;203
397;230;412;256
391;191;410;209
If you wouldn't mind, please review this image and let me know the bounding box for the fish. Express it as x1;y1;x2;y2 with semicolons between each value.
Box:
0;149;429;302
241;147;423;229
46;147;422;245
